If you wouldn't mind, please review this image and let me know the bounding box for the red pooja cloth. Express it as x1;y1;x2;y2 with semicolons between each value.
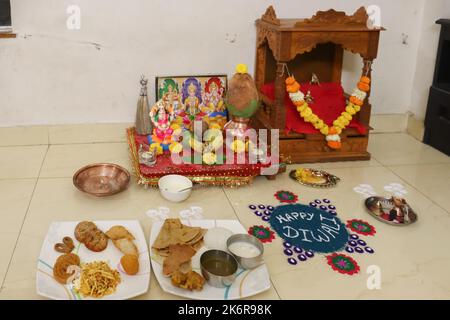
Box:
260;82;367;135
132;130;272;184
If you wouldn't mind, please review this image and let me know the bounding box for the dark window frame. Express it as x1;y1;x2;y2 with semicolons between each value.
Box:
0;0;12;31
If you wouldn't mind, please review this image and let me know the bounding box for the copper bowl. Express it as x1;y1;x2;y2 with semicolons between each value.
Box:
73;163;130;197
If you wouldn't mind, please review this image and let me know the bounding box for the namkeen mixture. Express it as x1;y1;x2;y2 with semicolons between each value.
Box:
75;261;121;298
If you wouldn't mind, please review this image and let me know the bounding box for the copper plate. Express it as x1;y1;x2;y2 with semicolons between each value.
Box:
365;196;418;227
289;169;340;188
73;163;130;197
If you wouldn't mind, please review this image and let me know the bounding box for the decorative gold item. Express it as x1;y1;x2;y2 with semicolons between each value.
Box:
289;168;340;188
73;163;130;197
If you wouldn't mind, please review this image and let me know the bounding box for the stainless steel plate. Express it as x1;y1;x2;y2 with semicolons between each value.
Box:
365;196;418;227
289;169;340;188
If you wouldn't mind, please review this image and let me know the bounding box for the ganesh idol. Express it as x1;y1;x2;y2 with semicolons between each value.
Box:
201;77;227;129
201;77;225;114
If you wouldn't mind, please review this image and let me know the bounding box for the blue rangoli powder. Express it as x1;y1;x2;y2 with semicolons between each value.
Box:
269;204;349;254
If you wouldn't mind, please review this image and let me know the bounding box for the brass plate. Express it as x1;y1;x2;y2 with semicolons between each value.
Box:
289;169;340;188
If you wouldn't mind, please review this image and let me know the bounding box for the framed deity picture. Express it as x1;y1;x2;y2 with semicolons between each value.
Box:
155;75;228;131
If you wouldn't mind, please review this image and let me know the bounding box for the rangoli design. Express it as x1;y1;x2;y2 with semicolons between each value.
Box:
353;184;377;198
345;234;375;255
326;253;360;276
274;190;298;204
269;203;349;253
383;183;408;197
309;198;337;216
346;219;376;236
283;241;315;265
247;197;376;276
179;206;204;220
145;207;170;221
248;204;275;222
248;225;275;243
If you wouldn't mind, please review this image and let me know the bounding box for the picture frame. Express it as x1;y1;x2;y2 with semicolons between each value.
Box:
155;74;228;130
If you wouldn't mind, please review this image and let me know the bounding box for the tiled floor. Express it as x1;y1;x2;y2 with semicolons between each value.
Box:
0;125;449;300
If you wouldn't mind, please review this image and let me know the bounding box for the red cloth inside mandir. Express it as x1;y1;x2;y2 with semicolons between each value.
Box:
134;134;271;178
260;82;367;135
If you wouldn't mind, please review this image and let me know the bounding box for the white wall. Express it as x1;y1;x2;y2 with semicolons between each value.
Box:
0;0;429;127
410;0;450;121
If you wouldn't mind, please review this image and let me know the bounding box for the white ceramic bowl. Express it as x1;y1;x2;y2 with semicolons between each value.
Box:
158;174;193;203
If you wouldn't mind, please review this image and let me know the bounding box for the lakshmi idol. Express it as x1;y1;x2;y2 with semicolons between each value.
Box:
149;100;174;143
179;77;205;131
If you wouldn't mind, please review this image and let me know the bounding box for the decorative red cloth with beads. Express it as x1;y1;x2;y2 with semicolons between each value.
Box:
134;133;272;179
260;82;367;135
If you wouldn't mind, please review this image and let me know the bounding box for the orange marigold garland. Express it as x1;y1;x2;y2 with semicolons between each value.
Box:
285;75;371;149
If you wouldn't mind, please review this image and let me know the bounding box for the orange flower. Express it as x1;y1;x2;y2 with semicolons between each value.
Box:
327;141;342;149
357;82;370;92
350;96;364;106
285;77;296;86
328;127;338;135
294;100;306;107
286;82;300;93
360;76;371;85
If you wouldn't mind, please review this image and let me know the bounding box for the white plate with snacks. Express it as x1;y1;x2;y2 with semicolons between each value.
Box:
149;219;271;300
37;220;150;300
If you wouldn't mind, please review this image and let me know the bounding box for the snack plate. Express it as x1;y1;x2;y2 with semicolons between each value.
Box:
149;220;271;300
37;220;151;300
365;197;418;227
289;169;340;188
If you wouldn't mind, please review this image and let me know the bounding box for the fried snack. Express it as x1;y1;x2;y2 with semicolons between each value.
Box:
113;238;139;256
120;254;139;275
152;219;206;260
84;229;108;252
106;226;135;241
163;244;196;276
171;270;205;291
53;253;80;284
76;261;121;298
105;225;139;256
74;221;97;243
178;261;192;274
152;219;200;249
74;221;108;252
54;236;75;254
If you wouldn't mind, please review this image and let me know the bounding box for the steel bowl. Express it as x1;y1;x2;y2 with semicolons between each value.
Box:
73;163;130;197
200;250;238;288
227;234;264;270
